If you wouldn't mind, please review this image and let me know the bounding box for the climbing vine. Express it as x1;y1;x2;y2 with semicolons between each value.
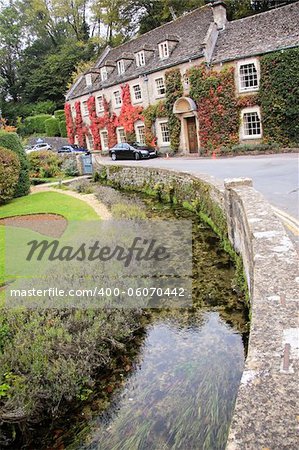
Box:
258;47;299;145
87;96;101;150
189;65;239;153
165;68;183;151
74;101;88;147
64;103;75;144
143;101;167;147
118;84;143;143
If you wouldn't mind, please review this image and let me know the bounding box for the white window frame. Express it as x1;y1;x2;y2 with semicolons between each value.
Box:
240;107;262;140
85;73;92;87
155;77;166;98
136;124;146;145
97;95;104;112
101;67;108;82
159;120;170;146
132;84;142;102
135;51;145;67
82;100;88;116
117;59;125;75
117;127;126;143
238;59;260;93
100;130;109;150
114;90;122;108
159;41;169;59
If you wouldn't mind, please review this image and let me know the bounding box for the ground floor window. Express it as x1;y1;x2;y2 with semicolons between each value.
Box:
117;127;126;143
136;125;145;144
100;130;109;149
241;107;262;139
160;121;170;144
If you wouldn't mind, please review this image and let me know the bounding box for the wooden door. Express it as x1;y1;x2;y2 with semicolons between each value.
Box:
186;117;198;153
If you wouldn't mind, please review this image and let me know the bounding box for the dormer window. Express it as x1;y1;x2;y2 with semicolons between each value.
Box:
238;60;259;92
136;51;145;67
117;60;125;75
159;41;169;60
101;67;108;82
85;73;92;87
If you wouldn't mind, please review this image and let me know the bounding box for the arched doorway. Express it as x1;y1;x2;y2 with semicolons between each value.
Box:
173;97;199;153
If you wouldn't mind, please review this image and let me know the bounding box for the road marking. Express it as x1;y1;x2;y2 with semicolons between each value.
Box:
272;207;299;236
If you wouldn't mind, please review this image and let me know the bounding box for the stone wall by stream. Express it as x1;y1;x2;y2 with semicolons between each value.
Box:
92;155;299;450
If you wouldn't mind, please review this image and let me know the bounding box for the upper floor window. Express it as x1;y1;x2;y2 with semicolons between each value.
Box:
159;41;169;60
117;60;125;75
136;51;145;67
242;108;262;139
239;62;259;92
155;77;166;97
82;101;88;116
101;67;107;82
97;95;104;112
114;90;122;107
132;84;142;101
85;73;92;87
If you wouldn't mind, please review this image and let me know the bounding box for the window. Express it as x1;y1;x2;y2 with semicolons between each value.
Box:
100;130;109;150
114;90;122;107
160;121;170;144
155;77;166;97
239;62;259;92
136;125;146;144
85;73;92;87
159;41;169;59
97;95;104;112
183;73;189;89
117;59;125;75
136;51;145;67
243;110;262;138
132;84;142;101
117;127;126;143
82;101;88;116
101;67;107;82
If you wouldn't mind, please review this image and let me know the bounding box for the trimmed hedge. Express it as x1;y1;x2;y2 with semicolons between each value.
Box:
45;117;60;137
0;131;30;197
24;114;52;134
54;110;65;120
0;146;20;204
59;120;67;138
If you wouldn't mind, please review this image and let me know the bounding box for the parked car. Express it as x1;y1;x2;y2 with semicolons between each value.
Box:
26;142;52;154
109;143;158;161
58;144;89;154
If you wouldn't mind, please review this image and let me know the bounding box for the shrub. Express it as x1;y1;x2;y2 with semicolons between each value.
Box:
32;101;56;115
220;142;281;155
72;179;94;194
45;117;60;137
59;120;67;138
28;150;62;178
111;203;147;220
61;157;79;177
24;114;52;134
0;147;20;204
0;131;30;197
54;110;65;120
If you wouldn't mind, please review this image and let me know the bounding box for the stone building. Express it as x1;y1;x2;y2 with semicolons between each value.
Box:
65;1;299;154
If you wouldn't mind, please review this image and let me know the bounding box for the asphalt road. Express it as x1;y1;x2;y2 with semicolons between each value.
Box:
103;153;299;219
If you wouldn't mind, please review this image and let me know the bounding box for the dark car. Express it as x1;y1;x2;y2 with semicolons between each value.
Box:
109;143;157;161
58;144;89;154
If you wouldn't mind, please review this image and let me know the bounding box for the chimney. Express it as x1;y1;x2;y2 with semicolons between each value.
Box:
211;1;227;30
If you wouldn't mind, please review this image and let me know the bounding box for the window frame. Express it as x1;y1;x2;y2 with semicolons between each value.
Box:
82;100;88;116
135;51;146;67
117;127;126;143
132;84;142;102
241;107;262;140
155;77;166;98
136;124;146;145
97;95;104;112
113;90;122;108
100;130;109;150
159;41;169;60
117;59;125;75
100;67;108;82
159;120;170;145
238;59;260;93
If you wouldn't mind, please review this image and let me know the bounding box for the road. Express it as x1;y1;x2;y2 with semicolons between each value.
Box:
102;153;299;235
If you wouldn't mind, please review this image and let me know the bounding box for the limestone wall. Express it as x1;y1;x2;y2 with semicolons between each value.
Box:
92;157;298;450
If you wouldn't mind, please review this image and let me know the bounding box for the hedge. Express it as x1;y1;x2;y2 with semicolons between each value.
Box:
54;110;65;120
59;120;67;138
45;117;60;137
0;131;30;197
24;114;52;134
28;150;62;178
0;146;20;204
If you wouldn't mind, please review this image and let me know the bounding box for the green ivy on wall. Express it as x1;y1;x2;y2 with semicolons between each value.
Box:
258;47;299;145
143;100;167;147
165;68;183;151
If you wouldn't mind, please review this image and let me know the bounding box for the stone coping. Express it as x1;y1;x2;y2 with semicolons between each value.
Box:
92;157;298;450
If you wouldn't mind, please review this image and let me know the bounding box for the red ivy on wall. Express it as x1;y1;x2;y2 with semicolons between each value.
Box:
75;101;88;147
64;103;75;144
100;97;118;148
118;84;143;134
87;96;101;150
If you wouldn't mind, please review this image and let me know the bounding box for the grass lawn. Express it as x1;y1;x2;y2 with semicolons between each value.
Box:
0;191;99;286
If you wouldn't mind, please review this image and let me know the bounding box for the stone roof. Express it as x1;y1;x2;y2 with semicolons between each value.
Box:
212;1;299;63
67;5;214;100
